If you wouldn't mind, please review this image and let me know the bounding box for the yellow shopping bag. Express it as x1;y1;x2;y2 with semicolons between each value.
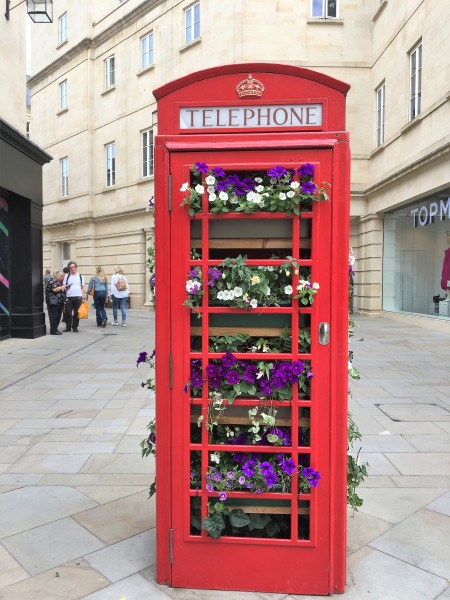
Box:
78;301;89;319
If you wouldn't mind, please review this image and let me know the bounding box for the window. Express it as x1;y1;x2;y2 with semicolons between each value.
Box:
141;32;154;69
142;129;154;178
376;83;385;147
185;1;200;45
106;143;116;187
59;80;68;110
312;0;338;18
409;42;422;120
104;56;115;89
62;241;71;265
60;157;69;197
58;13;67;44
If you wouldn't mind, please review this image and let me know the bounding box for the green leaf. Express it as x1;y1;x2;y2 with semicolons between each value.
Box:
202;513;225;538
265;518;281;537
248;513;266;530
229;509;251;528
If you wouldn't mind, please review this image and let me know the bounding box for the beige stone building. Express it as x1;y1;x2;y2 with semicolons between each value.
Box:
28;0;450;319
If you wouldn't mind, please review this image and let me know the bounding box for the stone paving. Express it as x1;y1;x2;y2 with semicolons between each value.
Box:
0;311;449;599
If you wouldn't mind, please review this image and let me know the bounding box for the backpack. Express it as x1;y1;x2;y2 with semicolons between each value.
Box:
116;276;126;291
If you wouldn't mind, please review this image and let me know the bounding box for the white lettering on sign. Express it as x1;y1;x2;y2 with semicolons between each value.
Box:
411;197;450;227
179;104;323;129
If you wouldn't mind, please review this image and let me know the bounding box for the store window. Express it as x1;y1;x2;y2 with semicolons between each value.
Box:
383;191;450;317
141;32;154;69
185;1;200;45
312;0;338;18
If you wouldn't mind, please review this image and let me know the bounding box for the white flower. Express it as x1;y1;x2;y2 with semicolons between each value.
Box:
279;192;287;201
217;290;224;300
287;190;295;198
312;282;320;290
180;182;189;192
250;299;258;309
348;361;353;371
222;290;232;300
290;181;300;189
255;185;264;193
207;185;215;194
219;191;228;201
209;193;217;202
186;279;197;292
233;286;243;297
195;184;205;194
297;279;308;291
284;285;293;295
256;370;264;379
210;453;221;464
205;175;216;185
270;177;277;185
267;266;274;272
250;275;260;285
254;177;263;183
246;191;255;202
263;345;269;353
253;193;262;204
285;270;290;277
349;254;355;266
265;287;271;296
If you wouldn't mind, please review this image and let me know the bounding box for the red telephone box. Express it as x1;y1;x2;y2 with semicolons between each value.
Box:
153;63;350;595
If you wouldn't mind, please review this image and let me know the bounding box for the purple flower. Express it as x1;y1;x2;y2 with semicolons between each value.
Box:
188;268;199;279
297;163;315;178
242;460;255;478
221;352;236;367
213;473;221;482
264;471;278;488
301;181;316;195
238;476;246;485
188;283;200;295
267;165;287;179
259;461;273;477
243;365;257;383
212;167;226;178
302;467;321;488
246;482;253;489
306;370;314;379
280;458;296;475
207;267;222;286
218;491;227;501
136;351;147;366
225;370;240;385
195;161;209;174
291;360;305;376
206;483;214;492
227;471;235;479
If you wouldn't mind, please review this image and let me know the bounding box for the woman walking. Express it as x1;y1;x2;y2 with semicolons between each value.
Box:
110;265;129;326
87;266;109;327
45;270;69;335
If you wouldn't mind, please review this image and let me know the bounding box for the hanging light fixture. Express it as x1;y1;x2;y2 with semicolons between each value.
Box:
26;0;52;22
5;0;52;21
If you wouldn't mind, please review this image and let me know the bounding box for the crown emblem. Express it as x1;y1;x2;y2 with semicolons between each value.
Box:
236;74;265;98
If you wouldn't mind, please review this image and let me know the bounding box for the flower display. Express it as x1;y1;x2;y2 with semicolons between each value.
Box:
184;255;319;310
181;161;330;216
186;352;313;403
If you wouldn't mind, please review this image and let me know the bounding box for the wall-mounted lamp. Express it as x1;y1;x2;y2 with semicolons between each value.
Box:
5;0;53;22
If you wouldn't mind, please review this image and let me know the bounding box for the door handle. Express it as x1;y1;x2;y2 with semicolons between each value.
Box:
319;322;330;345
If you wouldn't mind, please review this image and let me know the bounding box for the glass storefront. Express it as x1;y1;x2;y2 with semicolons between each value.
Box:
0;196;9;338
383;189;450;318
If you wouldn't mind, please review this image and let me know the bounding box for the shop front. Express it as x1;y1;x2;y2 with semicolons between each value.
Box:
383;188;450;318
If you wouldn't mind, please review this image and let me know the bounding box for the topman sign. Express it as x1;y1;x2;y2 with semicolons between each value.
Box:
179;104;323;130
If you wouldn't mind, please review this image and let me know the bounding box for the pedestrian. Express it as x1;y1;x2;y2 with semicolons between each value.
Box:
87;266;109;327
63;261;86;333
45;270;69;335
110;265;129;327
43;268;51;288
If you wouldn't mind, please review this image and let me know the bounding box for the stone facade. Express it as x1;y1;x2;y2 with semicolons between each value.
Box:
28;0;450;314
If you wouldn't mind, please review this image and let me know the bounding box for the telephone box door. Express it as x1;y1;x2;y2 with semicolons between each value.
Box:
160;143;347;595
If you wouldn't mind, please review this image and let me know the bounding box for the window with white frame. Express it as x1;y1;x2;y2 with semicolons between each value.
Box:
142;129;154;178
141;32;154;69
409;42;422;120
59;80;68;110
60;157;69;197
376;82;385;147
106;143;116;187
58;13;67;44
104;56;115;89
312;0;338;18
185;1;200;45
61;241;71;267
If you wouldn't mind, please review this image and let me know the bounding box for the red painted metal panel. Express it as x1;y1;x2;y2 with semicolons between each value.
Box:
154;64;350;595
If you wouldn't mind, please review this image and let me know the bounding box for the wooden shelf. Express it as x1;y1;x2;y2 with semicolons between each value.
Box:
190;237;311;249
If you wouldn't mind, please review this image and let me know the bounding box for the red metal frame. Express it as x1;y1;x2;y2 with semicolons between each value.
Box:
154;64;350;595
